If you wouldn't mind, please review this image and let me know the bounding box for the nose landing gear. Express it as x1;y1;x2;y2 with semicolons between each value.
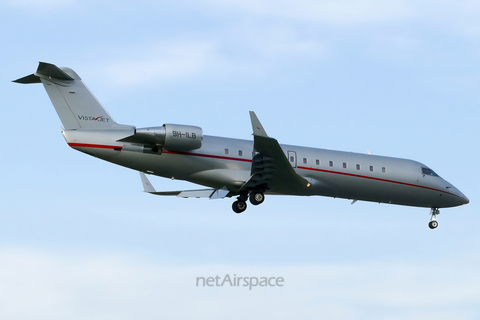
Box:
429;208;440;229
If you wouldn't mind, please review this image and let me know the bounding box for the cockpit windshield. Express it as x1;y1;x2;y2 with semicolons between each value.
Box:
422;167;439;177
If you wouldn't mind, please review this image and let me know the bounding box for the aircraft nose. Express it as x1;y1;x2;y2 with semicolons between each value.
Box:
444;180;469;207
454;188;469;206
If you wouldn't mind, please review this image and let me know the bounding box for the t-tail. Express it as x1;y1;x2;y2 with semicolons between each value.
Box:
14;62;117;130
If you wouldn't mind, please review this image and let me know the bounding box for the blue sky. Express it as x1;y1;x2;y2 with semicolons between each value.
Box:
0;0;479;319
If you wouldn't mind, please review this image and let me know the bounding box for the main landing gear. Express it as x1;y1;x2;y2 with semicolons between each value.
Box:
249;191;265;206
429;208;440;229
232;191;265;214
232;200;247;214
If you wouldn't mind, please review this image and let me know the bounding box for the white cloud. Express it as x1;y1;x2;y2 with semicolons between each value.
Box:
237;25;327;58
3;0;74;13
103;41;217;86
66;0;480;88
1;247;479;320
193;0;480;40
199;0;417;25
99;32;327;87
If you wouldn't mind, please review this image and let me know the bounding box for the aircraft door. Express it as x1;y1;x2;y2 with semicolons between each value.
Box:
288;151;297;168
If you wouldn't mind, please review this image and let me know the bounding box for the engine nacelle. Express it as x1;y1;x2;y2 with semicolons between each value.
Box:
135;123;203;151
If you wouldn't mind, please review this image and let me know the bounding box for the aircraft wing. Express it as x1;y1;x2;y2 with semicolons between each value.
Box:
240;112;311;195
139;172;230;199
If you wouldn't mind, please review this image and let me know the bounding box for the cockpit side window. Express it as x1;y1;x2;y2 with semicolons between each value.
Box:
422;167;439;177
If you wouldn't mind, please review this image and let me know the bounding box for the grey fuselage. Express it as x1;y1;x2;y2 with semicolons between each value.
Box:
64;128;469;209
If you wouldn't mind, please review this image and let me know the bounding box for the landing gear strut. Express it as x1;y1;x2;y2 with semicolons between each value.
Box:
429;208;440;229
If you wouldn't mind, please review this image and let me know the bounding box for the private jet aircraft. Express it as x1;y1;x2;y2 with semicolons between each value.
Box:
14;62;469;229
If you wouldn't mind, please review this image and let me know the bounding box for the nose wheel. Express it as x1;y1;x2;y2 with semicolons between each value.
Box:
429;208;440;229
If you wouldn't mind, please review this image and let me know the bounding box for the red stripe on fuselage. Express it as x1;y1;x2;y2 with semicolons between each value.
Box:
68;143;122;150
297;166;459;198
161;150;253;162
163;152;457;197
66;143;458;198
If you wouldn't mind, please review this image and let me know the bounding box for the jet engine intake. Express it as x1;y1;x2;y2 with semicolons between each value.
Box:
135;124;203;151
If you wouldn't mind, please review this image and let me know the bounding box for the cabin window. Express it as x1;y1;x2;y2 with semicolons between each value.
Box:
422;167;439;177
329;161;334;167
303;158;307;164
316;159;320;165
356;164;361;170
369;165;374;172
343;162;347;169
382;167;386;173
225;149;229;155
290;156;295;162
238;150;243;157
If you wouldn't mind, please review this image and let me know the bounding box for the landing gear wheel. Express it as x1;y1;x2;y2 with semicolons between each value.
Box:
249;191;265;205
232;200;247;214
428;220;438;229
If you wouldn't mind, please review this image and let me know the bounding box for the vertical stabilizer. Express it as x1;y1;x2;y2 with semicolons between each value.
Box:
14;62;117;130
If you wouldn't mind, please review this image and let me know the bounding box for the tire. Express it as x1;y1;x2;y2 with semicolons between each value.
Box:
428;220;438;229
249;192;265;205
232;200;247;213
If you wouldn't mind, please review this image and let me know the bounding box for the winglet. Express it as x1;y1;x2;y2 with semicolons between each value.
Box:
139;172;156;193
249;111;268;137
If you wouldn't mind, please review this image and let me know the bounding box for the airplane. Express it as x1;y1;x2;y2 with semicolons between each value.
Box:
14;62;469;229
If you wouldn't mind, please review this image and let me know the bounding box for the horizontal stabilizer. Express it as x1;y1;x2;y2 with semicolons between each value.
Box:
13;62;75;84
13;74;41;84
37;62;75;81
